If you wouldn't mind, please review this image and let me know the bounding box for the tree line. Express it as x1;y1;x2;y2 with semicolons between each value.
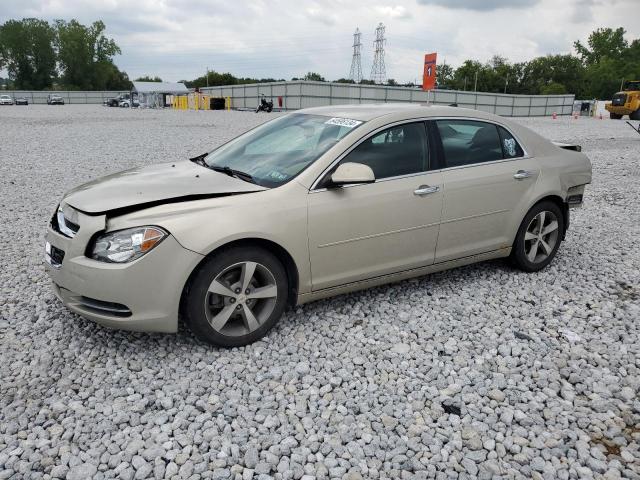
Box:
0;18;130;90
1;20;637;99
435;28;639;99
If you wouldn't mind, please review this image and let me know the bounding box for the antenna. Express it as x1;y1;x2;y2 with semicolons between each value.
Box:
370;23;387;84
348;28;363;83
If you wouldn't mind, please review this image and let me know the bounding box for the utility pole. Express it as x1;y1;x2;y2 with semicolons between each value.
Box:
474;70;478;92
504;75;508;94
370;23;387;84
206;67;209;88
348;28;363;83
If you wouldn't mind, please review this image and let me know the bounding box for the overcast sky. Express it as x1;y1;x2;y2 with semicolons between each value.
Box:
1;0;639;83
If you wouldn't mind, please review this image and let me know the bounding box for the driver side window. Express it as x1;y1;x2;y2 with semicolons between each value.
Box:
337;122;429;180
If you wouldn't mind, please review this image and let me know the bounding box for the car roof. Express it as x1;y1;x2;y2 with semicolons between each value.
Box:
297;103;505;122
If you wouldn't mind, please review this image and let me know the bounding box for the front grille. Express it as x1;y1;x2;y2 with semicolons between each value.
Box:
77;296;132;317
612;93;627;106
45;242;65;268
51;206;79;238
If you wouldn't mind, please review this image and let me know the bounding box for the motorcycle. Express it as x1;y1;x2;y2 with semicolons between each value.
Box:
256;95;274;113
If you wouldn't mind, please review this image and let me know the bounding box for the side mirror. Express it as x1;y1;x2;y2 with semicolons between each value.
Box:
330;162;375;186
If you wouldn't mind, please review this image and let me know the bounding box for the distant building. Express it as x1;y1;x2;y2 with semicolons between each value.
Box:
132;81;189;108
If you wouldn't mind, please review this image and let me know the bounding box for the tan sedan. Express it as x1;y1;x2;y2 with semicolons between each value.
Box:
45;104;592;346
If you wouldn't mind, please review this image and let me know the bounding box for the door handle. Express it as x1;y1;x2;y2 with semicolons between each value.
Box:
414;185;440;196
513;170;533;180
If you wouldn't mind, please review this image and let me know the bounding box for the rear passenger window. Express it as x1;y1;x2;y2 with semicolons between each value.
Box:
436;120;503;167
338;122;429;180
498;126;524;158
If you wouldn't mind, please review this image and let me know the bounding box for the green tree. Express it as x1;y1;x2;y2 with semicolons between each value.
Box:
303;72;325;81
436;63;453;88
574;27;628;65
0;18;57;89
135;75;162;82
55;19;126;90
520;55;585;96
540;82;567;95
94;60;131;90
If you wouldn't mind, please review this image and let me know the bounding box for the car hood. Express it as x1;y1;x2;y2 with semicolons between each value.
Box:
63;161;266;214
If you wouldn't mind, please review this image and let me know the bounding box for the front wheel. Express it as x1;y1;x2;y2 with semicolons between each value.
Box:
610;113;623;119
630;110;640;121
511;201;564;272
184;246;288;347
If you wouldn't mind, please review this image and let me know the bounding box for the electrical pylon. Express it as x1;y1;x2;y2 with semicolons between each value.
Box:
370;23;386;84
348;28;363;83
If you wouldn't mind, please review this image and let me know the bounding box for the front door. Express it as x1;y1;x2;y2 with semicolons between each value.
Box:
307;121;444;291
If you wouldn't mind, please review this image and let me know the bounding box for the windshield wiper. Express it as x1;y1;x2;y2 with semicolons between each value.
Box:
210;165;255;184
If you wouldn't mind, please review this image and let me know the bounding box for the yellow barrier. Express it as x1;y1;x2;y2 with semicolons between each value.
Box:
171;94;231;111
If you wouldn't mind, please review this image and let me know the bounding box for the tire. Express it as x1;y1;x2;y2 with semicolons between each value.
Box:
184;246;288;347
610;113;623;119
630;110;640;121
511;201;565;272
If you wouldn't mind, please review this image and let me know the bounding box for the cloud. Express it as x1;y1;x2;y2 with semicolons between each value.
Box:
306;7;338;26
1;0;638;83
416;0;540;11
375;5;412;19
569;0;598;22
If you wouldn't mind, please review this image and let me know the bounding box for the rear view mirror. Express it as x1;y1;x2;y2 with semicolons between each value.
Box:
330;162;375;186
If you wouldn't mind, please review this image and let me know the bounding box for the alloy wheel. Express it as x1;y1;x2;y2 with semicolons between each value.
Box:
523;210;559;264
204;261;278;336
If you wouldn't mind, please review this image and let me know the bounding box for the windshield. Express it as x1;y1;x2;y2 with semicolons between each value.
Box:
204;113;364;188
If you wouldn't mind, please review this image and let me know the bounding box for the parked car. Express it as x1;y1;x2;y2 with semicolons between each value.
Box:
105;93;138;107
15;97;28;105
47;94;65;105
0;94;14;105
119;98;139;108
45;105;592;347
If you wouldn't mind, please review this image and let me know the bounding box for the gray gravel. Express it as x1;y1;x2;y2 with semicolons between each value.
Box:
1;105;639;480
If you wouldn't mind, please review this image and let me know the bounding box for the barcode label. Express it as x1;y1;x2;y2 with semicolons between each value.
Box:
324;117;363;128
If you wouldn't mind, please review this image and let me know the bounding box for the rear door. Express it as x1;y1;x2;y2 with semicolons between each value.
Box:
433;119;540;263
307;121;443;290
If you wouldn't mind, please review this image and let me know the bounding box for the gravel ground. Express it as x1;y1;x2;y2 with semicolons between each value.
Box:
1;105;639;480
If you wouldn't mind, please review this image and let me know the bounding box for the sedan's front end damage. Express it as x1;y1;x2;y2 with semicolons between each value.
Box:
43;160;266;333
44;204;204;332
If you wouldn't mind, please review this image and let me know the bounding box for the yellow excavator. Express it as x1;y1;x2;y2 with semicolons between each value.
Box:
606;80;640;120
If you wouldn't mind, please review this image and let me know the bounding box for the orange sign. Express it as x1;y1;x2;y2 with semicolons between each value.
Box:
422;53;437;91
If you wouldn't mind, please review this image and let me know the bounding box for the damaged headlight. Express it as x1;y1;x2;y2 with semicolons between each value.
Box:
91;227;167;263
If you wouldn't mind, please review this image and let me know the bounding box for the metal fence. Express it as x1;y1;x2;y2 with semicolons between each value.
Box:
1;90;128;104
201;81;575;117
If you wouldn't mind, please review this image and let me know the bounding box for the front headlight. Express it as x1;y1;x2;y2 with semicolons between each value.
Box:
91;226;167;263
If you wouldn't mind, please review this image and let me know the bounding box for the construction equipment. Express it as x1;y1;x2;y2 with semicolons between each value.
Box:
626;121;640;135
605;80;640;120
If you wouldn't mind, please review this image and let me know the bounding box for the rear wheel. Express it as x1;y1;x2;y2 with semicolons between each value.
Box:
511;201;564;272
630;110;640;120
610;112;623;119
184;246;288;347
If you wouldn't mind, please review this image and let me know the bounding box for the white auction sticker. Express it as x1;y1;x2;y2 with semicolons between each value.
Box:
324;117;363;128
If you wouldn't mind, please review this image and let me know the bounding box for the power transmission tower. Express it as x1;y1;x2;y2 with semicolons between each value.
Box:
348;28;363;83
370;23;386;84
